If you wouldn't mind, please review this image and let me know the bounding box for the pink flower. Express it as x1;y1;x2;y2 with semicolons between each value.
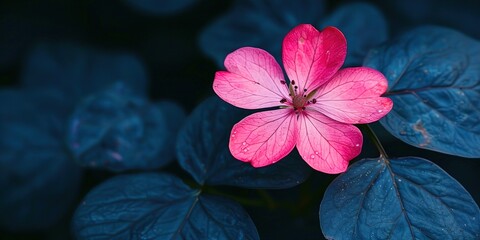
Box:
213;24;393;174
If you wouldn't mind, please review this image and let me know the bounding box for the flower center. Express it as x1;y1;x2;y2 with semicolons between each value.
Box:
293;94;307;109
279;79;318;112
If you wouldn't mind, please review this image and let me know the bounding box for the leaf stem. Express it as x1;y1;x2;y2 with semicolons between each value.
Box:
360;124;388;159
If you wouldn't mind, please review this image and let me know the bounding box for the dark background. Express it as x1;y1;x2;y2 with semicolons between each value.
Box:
1;0;479;239
2;0;480;108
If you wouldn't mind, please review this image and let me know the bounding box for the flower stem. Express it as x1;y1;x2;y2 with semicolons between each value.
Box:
360;124;388;159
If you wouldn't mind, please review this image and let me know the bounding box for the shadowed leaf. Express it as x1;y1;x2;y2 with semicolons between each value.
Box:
176;96;311;188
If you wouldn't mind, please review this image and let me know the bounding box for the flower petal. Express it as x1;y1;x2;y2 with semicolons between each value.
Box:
312;67;393;124
213;47;289;109
297;110;362;173
229;109;297;167
282;24;346;92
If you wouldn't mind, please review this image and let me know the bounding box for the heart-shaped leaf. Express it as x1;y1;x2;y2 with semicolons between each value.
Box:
321;3;387;66
199;1;386;67
364;26;480;157
176;96;311;188
72;173;259;240
67;83;183;171
320;156;480;239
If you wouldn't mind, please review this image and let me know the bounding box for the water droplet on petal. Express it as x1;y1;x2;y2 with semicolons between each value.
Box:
377;109;383;113
242;142;246;146
310;154;315;159
314;151;319;155
355;143;360;147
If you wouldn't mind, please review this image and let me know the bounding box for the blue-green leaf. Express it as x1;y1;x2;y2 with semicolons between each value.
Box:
320;157;480;239
200;0;386;67
364;26;480;157
72;173;259;240
176;96;311;188
67;83;181;171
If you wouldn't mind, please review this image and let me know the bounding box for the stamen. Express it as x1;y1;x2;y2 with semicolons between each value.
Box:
288;83;295;97
280;80;286;84
280;98;287;103
312;99;317;104
306;89;318;100
291;80;296;85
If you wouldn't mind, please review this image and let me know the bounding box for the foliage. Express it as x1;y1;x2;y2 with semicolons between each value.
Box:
0;1;478;239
